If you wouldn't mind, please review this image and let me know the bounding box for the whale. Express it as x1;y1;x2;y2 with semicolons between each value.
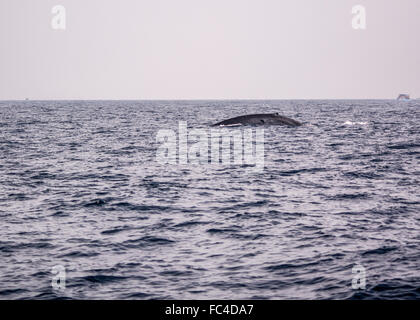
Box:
212;113;302;127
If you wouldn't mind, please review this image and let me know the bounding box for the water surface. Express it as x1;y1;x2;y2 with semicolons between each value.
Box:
0;100;419;299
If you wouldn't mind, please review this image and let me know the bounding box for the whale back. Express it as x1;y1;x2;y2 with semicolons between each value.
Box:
212;113;302;127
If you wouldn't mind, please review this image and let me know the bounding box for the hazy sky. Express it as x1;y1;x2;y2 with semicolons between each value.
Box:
1;0;419;100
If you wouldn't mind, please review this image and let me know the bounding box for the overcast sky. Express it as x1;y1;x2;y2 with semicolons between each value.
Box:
0;0;419;100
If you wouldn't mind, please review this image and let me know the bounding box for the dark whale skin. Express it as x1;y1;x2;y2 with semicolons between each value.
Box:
212;113;302;127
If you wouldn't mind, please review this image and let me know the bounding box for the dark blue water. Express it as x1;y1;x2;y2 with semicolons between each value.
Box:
0;100;419;299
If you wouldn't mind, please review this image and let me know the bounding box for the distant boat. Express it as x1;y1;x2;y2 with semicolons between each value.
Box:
397;94;410;100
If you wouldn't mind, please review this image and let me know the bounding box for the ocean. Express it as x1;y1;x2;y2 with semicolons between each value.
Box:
0;100;419;299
